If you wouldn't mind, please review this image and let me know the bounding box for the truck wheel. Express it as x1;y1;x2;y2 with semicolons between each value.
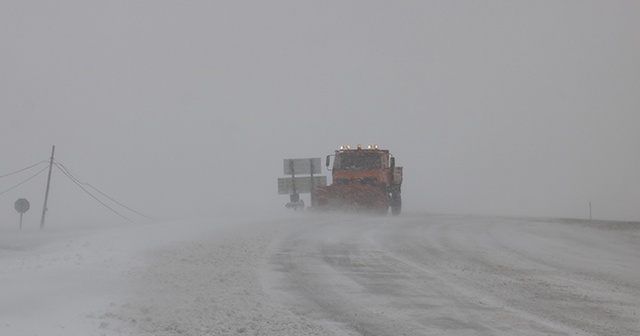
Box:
391;193;402;216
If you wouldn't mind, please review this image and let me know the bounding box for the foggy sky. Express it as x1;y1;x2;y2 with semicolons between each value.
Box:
1;1;639;226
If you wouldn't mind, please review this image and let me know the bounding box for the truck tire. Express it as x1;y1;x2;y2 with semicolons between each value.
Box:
391;192;402;216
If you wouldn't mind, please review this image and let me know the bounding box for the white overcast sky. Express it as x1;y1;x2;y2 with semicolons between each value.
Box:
1;1;639;225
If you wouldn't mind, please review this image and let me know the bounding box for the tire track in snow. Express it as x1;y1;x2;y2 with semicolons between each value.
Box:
263;214;640;335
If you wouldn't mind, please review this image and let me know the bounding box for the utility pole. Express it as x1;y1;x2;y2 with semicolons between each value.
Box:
40;145;55;229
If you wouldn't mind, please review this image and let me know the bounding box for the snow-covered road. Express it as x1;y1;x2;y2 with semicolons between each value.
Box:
265;214;640;335
1;213;639;335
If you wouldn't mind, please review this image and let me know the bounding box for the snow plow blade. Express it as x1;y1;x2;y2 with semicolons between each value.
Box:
312;185;389;213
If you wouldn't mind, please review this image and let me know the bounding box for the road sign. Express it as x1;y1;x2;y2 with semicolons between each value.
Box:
283;158;321;175
278;176;327;194
15;198;30;214
15;198;30;230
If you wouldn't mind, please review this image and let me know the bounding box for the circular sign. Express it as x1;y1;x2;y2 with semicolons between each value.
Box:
15;198;30;214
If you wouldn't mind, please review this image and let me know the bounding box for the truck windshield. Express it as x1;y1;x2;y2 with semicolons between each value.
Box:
335;152;380;170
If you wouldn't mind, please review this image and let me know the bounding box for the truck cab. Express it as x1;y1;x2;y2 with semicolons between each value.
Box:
313;144;402;215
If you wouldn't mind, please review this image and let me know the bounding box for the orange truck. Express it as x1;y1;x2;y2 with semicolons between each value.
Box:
312;145;403;215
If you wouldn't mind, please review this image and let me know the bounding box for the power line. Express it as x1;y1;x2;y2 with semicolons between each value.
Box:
54;163;133;222
0;161;48;179
0;165;49;196
54;162;155;222
1;156;155;223
84;180;156;220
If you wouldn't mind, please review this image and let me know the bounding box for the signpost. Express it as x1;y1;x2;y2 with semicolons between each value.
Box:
278;176;327;194
15;198;30;230
279;158;326;210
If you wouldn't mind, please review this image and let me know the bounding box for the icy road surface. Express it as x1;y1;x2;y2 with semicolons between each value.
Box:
265;215;640;335
1;213;638;335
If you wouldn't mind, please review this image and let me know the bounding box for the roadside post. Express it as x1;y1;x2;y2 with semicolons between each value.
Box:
15;198;30;230
279;158;326;210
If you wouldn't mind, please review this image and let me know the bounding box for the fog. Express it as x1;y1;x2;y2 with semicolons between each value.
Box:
1;1;639;226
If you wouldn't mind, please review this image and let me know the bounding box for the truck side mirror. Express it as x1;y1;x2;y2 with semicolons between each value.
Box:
326;155;331;168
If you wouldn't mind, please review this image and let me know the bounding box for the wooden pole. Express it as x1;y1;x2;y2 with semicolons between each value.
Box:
40;145;55;229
